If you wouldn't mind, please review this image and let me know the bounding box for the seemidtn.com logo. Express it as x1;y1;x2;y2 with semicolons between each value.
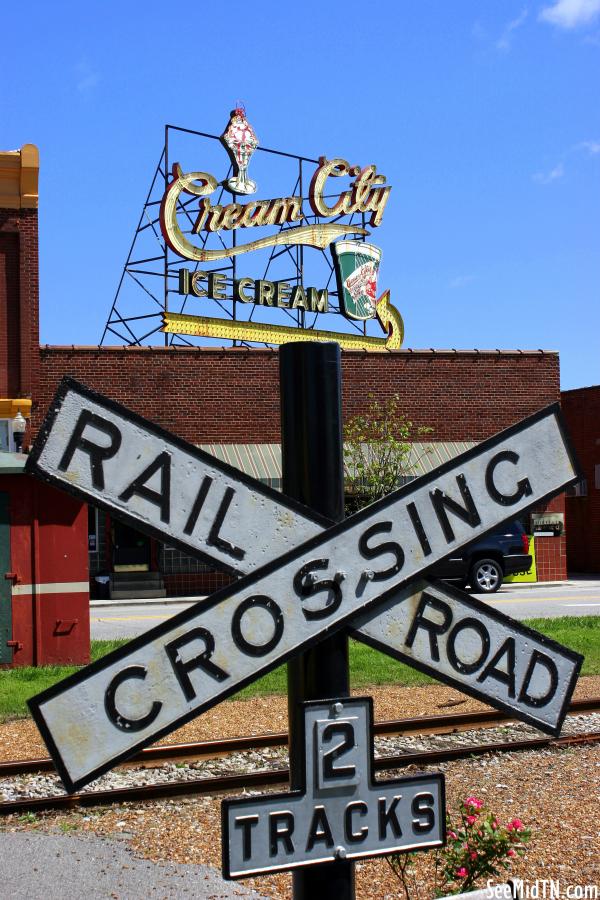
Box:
487;881;599;900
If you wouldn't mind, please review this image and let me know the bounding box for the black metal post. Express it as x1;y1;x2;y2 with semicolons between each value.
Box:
279;341;354;900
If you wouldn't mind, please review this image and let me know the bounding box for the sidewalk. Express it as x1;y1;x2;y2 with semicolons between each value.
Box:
500;573;600;590
90;595;207;607
502;574;600;589
0;831;269;900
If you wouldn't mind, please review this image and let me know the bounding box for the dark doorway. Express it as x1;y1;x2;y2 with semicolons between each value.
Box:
112;520;150;572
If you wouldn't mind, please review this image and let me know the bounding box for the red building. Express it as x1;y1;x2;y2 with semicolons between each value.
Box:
1;145;89;666
562;385;600;573
1;143;580;663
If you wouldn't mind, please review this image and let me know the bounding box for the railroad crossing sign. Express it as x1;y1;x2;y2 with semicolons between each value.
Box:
26;379;582;793
222;697;445;878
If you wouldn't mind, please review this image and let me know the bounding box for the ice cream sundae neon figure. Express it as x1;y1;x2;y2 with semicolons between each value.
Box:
221;105;259;196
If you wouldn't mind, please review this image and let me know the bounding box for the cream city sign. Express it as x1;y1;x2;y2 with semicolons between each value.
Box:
177;268;329;314
159;107;403;350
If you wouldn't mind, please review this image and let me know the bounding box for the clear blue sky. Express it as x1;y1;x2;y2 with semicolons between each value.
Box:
2;0;598;390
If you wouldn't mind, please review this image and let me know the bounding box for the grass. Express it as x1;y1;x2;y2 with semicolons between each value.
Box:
236;640;436;699
235;616;600;698
0;640;125;722
0;618;598;721
522;615;600;676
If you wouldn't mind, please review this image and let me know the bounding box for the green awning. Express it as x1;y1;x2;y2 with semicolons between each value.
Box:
199;444;282;485
198;442;477;486
401;441;477;475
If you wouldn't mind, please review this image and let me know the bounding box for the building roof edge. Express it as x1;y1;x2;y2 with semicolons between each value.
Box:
38;345;560;357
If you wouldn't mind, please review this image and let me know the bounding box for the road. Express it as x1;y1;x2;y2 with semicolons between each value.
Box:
90;578;600;640
481;580;600;621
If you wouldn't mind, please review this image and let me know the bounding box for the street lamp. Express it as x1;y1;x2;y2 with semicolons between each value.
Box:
12;410;26;452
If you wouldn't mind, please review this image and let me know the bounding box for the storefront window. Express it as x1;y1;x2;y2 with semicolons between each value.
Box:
88;506;98;551
0;421;10;452
87;506;107;575
159;544;212;575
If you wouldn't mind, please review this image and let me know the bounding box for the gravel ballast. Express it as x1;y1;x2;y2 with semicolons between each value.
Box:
1;679;599;899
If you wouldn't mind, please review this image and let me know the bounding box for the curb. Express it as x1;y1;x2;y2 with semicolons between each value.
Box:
88;579;600;608
90;596;206;608
500;580;567;590
499;579;600;591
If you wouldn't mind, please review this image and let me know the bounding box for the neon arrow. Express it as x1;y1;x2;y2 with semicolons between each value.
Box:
162;291;404;351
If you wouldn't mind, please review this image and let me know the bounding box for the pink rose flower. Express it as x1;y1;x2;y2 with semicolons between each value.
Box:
465;796;483;809
456;867;468;878
507;848;517;858
470;851;478;860
508;818;524;832
492;819;499;830
466;815;477;825
448;830;457;840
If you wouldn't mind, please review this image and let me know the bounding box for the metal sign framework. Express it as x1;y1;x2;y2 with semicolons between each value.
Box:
100;124;377;349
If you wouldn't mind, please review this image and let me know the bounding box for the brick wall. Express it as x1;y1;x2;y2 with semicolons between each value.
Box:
341;351;561;440
34;346;560;443
0;229;20;396
33;345;566;583
530;494;567;582
0;207;39;401
18;208;39;400
562;385;600;572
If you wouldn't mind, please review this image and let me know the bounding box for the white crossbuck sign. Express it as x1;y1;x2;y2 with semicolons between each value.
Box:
26;379;582;793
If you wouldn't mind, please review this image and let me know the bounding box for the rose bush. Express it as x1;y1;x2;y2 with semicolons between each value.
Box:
387;796;532;898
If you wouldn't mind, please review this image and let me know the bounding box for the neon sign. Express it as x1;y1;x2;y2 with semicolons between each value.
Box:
159;109;403;350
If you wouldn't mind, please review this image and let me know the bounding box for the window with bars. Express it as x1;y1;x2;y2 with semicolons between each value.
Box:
159;544;213;574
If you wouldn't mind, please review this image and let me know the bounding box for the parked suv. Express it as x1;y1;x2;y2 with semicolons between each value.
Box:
428;520;532;593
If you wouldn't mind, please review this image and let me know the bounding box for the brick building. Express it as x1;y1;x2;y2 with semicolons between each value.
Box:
1;145;88;666
1;143;578;649
0;143;38;427
562;385;600;573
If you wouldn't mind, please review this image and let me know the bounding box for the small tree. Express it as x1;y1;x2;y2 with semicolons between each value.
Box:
343;393;433;514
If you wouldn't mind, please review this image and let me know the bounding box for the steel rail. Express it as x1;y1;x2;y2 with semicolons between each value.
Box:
1;697;598;779
1;730;599;817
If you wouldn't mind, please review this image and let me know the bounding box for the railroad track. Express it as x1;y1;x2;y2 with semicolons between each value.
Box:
3;696;599;777
1;698;599;817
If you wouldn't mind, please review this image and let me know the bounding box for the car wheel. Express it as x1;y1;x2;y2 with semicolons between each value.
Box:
469;558;503;593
